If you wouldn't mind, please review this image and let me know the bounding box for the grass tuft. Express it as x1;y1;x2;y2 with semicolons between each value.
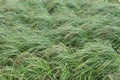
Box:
0;0;120;80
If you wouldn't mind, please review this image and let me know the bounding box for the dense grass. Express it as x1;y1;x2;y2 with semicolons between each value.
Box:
0;0;120;80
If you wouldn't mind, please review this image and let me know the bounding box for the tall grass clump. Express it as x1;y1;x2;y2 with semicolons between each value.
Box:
89;26;120;53
40;41;120;80
0;0;120;80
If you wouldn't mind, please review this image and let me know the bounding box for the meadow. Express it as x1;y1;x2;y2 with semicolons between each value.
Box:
0;0;120;80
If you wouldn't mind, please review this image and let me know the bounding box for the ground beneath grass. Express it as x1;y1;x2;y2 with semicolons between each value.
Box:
0;0;120;80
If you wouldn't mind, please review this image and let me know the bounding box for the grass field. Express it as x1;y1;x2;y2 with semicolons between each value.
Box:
0;0;120;80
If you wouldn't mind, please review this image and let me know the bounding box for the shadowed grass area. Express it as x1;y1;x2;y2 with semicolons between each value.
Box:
0;0;120;80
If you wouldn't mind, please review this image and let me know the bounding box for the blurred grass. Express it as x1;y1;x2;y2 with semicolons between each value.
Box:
0;0;120;80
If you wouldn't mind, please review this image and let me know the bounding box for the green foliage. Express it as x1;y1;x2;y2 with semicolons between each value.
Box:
0;0;120;80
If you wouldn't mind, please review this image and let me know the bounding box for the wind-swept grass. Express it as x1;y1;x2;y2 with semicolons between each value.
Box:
0;0;120;80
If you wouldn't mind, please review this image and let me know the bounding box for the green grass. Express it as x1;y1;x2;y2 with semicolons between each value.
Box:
0;0;120;80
